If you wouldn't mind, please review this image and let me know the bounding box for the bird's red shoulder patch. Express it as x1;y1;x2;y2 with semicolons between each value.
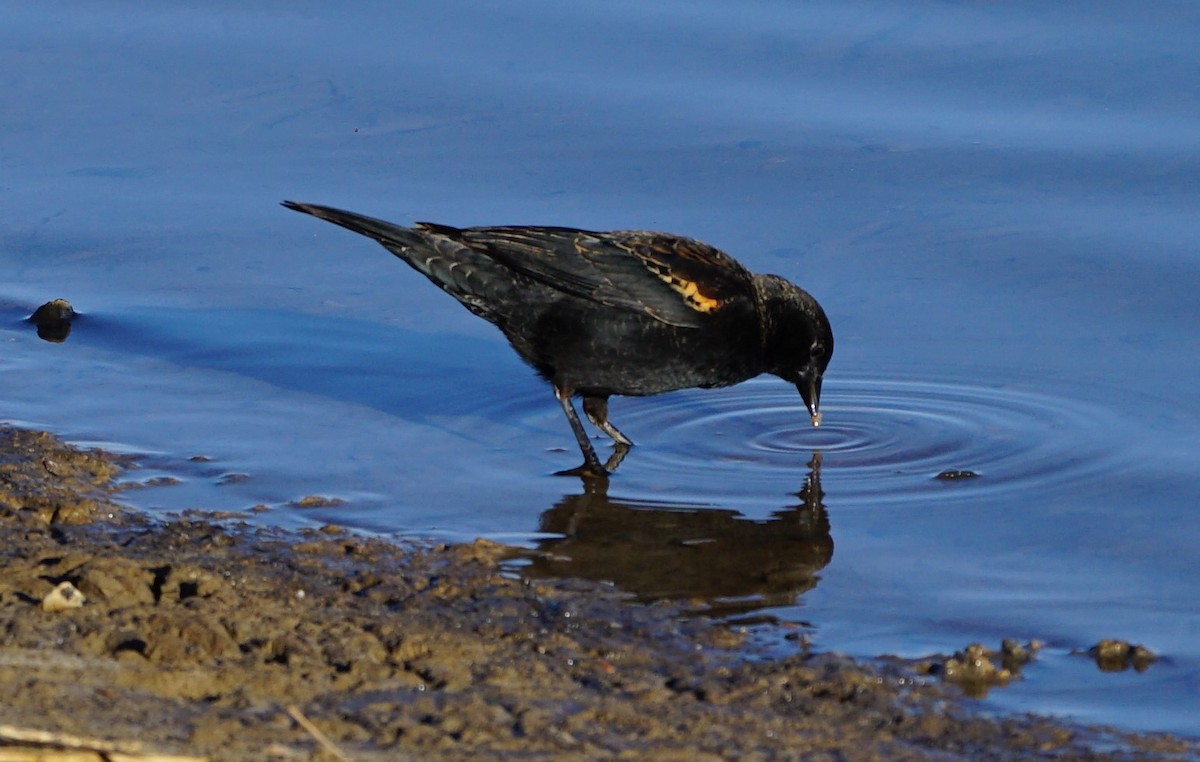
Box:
638;258;723;313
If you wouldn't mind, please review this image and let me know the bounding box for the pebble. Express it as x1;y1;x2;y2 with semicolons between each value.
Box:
41;581;86;612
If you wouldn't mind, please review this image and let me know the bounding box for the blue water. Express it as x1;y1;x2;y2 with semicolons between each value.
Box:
3;1;1199;736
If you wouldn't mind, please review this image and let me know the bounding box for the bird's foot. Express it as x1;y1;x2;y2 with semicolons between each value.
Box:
554;443;630;480
554;463;608;480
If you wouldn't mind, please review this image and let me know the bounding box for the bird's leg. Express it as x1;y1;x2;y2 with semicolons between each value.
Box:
554;385;607;477
581;395;634;447
582;396;632;475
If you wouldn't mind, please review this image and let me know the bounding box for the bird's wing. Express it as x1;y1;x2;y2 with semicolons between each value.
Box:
423;224;754;328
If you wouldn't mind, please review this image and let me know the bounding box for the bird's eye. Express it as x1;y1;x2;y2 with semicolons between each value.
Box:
810;342;825;359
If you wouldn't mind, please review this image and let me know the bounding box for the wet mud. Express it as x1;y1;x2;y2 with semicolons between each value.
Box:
0;426;1195;761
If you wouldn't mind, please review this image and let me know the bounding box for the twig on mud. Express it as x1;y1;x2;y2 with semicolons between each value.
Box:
285;706;350;762
0;722;205;761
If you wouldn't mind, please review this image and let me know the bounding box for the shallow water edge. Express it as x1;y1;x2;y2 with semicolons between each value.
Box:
1;424;1195;761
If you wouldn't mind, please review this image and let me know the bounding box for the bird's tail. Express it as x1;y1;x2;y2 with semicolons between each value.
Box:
282;200;516;323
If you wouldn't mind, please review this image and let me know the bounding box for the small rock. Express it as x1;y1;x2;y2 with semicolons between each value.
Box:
1087;639;1157;672
450;538;508;564
999;638;1041;671
28;299;77;343
937;639;1041;697
936;469;979;481
290;495;346;509
943;644;1007;685
41;581;86;612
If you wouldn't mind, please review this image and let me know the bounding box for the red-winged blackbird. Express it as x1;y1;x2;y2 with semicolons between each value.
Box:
283;201;833;476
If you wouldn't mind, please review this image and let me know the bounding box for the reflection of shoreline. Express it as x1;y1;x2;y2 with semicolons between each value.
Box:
520;454;832;618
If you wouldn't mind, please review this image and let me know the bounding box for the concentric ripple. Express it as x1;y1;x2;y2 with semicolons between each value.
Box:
626;377;1128;505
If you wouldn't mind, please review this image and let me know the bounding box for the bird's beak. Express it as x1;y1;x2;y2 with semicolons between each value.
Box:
797;375;823;427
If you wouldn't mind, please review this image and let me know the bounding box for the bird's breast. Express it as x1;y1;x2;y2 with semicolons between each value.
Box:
503;299;763;397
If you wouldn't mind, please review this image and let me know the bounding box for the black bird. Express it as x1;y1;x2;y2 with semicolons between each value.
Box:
283;201;834;476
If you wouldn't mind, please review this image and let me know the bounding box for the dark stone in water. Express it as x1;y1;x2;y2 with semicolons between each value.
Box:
27;298;76;343
936;469;979;481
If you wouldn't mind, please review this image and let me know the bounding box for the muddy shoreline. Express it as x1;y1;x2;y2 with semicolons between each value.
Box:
0;426;1194;761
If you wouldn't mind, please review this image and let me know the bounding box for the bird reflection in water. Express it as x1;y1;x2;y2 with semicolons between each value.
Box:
519;454;831;619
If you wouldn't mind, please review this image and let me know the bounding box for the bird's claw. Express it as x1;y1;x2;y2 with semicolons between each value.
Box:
554;443;630;481
554;462;610;480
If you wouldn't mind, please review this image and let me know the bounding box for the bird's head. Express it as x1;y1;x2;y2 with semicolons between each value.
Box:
752;274;834;427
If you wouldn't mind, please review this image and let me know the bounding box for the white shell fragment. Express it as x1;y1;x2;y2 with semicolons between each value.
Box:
41;581;86;612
